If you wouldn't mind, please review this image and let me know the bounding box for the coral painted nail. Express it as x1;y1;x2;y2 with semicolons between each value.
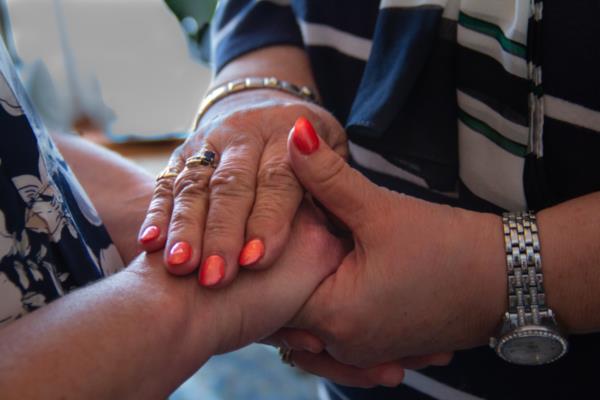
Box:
139;226;160;244
168;242;191;266
200;255;225;287
239;239;265;267
292;116;320;155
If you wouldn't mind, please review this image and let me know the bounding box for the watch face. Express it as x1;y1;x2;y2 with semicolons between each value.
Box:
499;330;567;365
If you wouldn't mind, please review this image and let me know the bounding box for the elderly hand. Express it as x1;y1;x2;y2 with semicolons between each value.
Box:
278;117;506;367
138;91;347;287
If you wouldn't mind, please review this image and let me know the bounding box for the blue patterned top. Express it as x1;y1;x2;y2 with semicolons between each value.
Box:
0;39;123;327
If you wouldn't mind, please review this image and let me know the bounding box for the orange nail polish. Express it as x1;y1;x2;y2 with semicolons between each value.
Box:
292;116;319;155
168;242;191;266
239;239;265;267
139;226;160;244
200;255;225;286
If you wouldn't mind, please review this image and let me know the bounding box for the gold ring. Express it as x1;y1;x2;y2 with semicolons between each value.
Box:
278;347;295;367
185;149;218;168
156;167;180;182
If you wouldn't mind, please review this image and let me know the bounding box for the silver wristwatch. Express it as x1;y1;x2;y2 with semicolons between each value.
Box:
489;211;568;365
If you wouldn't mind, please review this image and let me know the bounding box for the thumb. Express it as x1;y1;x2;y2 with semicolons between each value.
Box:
288;116;376;232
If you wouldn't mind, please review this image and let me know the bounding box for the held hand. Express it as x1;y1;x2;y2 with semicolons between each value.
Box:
151;199;407;389
201;200;345;353
138;91;347;287
264;330;452;388
284;117;507;367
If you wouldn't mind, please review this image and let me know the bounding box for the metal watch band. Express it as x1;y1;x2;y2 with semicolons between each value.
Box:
503;211;548;326
193;77;320;130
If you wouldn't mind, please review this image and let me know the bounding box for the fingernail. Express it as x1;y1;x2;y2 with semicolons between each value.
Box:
239;239;265;267
292;116;319;155
168;241;191;266
139;225;160;244
200;255;225;287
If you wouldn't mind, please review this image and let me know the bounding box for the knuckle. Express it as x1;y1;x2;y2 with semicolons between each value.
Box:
314;155;347;190
209;165;255;199
169;206;201;233
257;160;299;192
204;215;236;239
144;186;175;222
173;169;211;199
248;203;286;230
153;179;175;197
145;202;170;222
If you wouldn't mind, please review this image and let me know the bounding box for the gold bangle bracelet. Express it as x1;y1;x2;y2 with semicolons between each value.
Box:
192;77;320;130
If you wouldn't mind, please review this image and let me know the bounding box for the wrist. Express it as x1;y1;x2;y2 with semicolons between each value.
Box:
196;77;319;128
126;253;218;369
451;208;507;347
196;88;321;129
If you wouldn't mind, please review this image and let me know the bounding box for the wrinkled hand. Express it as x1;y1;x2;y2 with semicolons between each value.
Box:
276;118;505;368
138;91;347;287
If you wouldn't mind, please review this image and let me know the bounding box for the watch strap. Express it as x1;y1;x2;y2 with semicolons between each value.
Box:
503;211;547;326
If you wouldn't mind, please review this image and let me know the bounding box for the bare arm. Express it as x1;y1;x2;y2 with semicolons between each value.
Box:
214;45;318;90
533;192;600;333
51;132;154;264
0;201;346;399
0;252;203;399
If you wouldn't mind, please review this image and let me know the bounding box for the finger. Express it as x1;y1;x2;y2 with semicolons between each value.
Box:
200;142;262;287
210;202;348;353
262;328;325;354
291;351;405;389
164;146;217;276
138;149;184;253
398;352;454;370
287;116;377;234
242;143;304;269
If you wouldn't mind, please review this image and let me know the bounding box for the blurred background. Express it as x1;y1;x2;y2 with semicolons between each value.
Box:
2;0;214;140
0;0;321;398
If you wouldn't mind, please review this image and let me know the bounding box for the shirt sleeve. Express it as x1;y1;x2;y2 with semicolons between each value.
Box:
211;0;304;72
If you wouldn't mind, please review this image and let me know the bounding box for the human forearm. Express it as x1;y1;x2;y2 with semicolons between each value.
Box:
0;252;212;400
537;191;600;333
213;45;317;90
0;202;347;399
456;191;600;344
52;133;154;263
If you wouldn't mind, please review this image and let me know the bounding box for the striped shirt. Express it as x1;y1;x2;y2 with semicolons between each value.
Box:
212;1;600;399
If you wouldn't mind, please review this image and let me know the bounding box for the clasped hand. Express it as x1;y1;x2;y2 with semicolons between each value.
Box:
140;106;506;386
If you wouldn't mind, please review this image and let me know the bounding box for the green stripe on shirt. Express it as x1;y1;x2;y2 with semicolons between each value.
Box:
459;12;527;59
459;109;527;157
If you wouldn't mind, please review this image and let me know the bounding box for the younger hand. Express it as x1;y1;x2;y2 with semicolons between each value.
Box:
282;117;506;367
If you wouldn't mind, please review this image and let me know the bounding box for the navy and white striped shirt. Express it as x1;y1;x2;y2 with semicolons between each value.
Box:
212;1;600;399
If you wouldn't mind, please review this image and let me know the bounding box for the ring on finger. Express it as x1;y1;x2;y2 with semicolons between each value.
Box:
185;148;218;169
156;166;180;182
278;347;295;367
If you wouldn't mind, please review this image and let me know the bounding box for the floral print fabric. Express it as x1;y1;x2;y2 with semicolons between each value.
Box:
0;40;123;327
